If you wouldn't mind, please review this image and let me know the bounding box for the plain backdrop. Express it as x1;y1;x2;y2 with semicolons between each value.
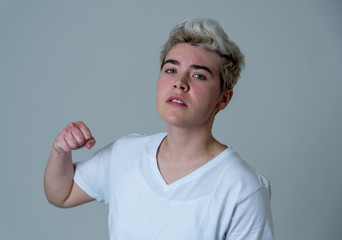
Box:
1;0;341;239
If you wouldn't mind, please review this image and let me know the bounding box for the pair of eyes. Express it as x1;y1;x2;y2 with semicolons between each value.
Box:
164;68;207;80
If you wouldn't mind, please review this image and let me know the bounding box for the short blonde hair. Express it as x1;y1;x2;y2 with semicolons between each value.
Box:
160;18;245;90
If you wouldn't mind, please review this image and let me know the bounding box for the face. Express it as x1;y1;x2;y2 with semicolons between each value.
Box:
156;43;232;129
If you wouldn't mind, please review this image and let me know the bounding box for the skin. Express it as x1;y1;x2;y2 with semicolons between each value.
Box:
44;121;95;207
156;43;233;184
156;43;231;130
44;43;233;207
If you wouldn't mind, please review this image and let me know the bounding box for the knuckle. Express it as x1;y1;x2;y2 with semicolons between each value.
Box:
75;120;84;125
61;128;69;136
75;135;85;145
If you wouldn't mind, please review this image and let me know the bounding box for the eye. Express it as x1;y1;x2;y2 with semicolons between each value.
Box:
165;69;176;74
193;73;206;80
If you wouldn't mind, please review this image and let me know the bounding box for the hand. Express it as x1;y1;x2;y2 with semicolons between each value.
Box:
53;121;96;153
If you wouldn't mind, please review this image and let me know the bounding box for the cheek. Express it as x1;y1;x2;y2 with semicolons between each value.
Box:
156;79;165;97
193;84;220;107
156;78;168;105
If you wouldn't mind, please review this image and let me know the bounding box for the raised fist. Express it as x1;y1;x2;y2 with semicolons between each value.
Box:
54;121;95;153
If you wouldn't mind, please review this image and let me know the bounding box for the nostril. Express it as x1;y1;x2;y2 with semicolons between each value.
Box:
173;81;188;91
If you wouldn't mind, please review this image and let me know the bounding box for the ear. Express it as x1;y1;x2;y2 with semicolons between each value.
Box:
217;89;233;110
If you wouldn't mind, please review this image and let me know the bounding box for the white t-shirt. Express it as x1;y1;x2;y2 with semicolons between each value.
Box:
74;132;274;240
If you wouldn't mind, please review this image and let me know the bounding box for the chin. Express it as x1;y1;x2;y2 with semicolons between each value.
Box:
158;113;189;128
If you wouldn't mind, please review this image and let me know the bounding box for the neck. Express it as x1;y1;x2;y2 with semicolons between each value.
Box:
156;125;227;184
161;125;226;164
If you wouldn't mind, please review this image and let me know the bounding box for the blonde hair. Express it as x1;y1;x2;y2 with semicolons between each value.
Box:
160;18;245;90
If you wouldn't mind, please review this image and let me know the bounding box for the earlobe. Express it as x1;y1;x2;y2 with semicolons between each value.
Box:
217;89;233;110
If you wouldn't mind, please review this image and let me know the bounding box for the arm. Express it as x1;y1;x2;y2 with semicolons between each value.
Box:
225;187;274;240
44;121;96;208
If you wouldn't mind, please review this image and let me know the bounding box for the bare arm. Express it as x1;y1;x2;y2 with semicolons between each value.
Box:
44;121;96;208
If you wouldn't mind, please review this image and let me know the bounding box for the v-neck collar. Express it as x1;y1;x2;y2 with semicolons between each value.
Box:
150;132;231;191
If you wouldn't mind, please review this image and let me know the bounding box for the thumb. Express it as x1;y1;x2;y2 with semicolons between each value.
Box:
85;137;96;150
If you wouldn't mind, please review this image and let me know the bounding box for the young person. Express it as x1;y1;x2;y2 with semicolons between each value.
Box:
44;18;274;239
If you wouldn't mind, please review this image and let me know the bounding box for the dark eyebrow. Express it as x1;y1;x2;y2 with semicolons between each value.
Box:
190;64;212;75
162;59;180;68
162;59;213;75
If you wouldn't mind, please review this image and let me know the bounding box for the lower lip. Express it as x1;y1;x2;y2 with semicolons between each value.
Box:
168;101;187;107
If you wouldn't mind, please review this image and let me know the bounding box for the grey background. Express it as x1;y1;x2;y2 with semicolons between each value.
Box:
1;0;341;239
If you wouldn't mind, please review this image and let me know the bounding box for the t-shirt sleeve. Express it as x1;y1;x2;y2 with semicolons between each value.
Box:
74;142;114;203
225;175;274;240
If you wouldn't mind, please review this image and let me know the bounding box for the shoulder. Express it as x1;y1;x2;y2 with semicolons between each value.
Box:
114;132;166;148
217;148;271;202
218;149;274;239
106;132;166;158
88;132;165;161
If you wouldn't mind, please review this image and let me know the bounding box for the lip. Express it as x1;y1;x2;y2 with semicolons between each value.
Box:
166;96;187;107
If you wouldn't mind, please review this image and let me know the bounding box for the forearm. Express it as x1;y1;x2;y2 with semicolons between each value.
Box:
44;145;75;207
44;121;96;207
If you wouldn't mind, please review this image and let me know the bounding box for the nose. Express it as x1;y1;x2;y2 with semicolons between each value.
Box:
173;75;189;92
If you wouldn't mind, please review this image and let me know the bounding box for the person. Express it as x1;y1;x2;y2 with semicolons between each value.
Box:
44;18;274;239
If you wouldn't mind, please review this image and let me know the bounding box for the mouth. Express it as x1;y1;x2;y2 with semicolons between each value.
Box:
167;96;187;106
171;99;184;104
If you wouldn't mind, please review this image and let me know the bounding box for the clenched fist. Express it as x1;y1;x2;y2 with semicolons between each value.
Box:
54;121;96;153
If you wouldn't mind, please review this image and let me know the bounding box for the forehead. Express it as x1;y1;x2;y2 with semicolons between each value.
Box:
165;43;221;74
